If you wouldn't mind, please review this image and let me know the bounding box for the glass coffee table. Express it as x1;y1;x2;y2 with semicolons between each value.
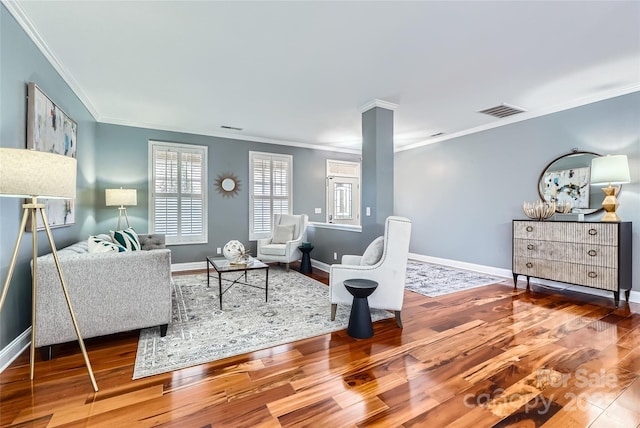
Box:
206;256;269;309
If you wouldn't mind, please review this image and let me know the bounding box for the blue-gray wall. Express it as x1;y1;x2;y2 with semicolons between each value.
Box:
395;92;640;290
95;123;360;264
0;4;98;349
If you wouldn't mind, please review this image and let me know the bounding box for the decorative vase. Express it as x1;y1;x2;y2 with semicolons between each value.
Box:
523;200;556;221
223;240;245;262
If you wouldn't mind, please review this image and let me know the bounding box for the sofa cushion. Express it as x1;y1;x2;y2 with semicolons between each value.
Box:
88;236;126;253
361;236;384;265
139;234;166;250
259;243;286;256
111;228;141;251
271;224;295;244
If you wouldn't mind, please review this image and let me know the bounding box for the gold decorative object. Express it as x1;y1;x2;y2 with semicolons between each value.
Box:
590;155;631;222
555;203;572;214
523;200;556;221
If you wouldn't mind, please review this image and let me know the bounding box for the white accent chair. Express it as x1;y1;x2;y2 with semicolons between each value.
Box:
257;214;309;271
329;216;412;328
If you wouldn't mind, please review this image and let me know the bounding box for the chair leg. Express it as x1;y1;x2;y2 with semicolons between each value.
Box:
331;303;337;321
285;263;290;272
394;311;403;329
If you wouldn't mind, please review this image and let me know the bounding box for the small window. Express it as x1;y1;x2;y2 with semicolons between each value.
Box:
249;151;293;240
149;141;208;245
327;160;360;226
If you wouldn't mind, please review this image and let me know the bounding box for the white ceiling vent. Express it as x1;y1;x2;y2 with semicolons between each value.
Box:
477;104;527;118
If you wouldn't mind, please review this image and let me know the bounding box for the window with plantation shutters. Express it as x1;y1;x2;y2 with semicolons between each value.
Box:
149;141;208;245
249;151;292;240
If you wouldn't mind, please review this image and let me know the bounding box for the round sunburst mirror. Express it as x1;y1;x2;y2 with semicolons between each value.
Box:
215;172;241;197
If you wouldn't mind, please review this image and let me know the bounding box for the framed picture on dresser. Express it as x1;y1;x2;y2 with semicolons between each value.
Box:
26;82;77;230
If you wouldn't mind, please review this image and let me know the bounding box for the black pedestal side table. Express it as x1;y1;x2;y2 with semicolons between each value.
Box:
298;245;314;274
343;278;379;339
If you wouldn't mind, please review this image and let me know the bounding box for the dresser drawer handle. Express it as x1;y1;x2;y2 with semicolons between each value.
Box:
588;228;598;236
526;262;533;268
526;226;533;232
587;250;597;257
527;244;534;250
588;271;597;278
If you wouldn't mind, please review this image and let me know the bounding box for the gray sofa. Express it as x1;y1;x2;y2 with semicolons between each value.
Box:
34;234;172;358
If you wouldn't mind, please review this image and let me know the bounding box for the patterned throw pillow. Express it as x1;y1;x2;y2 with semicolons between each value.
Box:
110;228;141;251
88;236;126;253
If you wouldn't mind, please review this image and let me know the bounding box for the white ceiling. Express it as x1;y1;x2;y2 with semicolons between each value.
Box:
8;1;640;152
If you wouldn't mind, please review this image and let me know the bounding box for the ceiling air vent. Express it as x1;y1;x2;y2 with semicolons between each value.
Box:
477;104;526;118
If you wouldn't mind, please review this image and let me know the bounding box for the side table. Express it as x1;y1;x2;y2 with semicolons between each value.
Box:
298;244;314;274
343;278;378;339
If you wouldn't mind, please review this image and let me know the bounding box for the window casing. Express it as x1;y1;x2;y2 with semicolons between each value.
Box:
326;160;360;226
249;151;292;240
149;141;208;245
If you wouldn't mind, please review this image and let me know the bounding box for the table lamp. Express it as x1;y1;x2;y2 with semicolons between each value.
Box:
590;154;631;222
0;148;98;391
105;187;137;229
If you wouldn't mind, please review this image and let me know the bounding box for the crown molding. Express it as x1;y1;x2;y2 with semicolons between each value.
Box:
359;99;399;113
2;0;101;120
100;116;362;155
396;84;640;153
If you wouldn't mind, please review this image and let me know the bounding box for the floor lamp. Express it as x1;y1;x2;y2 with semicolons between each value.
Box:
105;187;137;230
0;148;98;392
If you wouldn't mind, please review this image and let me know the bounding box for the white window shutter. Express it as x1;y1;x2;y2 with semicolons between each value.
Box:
249;152;292;240
149;141;208;245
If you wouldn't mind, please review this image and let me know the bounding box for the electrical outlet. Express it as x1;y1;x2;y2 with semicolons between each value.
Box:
216;247;221;254
333;252;337;260
366;206;371;216
315;207;322;214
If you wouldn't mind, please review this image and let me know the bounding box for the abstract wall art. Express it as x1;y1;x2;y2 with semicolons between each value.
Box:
26;82;77;230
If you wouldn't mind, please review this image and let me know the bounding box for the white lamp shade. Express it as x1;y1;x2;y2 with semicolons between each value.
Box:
0;148;76;199
591;155;631;185
105;188;137;206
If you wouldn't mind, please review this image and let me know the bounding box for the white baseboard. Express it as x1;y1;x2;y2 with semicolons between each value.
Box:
408;253;513;279
171;261;207;272
408;252;639;304
0;327;30;374
311;259;331;273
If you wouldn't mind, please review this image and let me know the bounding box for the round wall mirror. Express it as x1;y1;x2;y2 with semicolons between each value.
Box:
538;150;605;215
221;178;235;192
215;172;241;198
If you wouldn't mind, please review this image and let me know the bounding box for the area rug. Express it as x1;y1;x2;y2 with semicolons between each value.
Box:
133;269;391;379
405;259;503;297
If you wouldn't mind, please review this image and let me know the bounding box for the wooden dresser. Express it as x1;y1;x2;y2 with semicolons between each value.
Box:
512;220;632;306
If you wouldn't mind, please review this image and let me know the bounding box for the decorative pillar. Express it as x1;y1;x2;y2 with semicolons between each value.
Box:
360;99;398;249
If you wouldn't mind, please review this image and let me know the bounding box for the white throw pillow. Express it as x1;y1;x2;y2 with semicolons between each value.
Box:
88;236;126;253
360;236;384;265
271;224;295;244
95;233;113;243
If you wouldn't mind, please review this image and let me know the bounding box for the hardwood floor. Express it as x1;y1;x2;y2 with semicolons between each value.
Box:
1;264;639;427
